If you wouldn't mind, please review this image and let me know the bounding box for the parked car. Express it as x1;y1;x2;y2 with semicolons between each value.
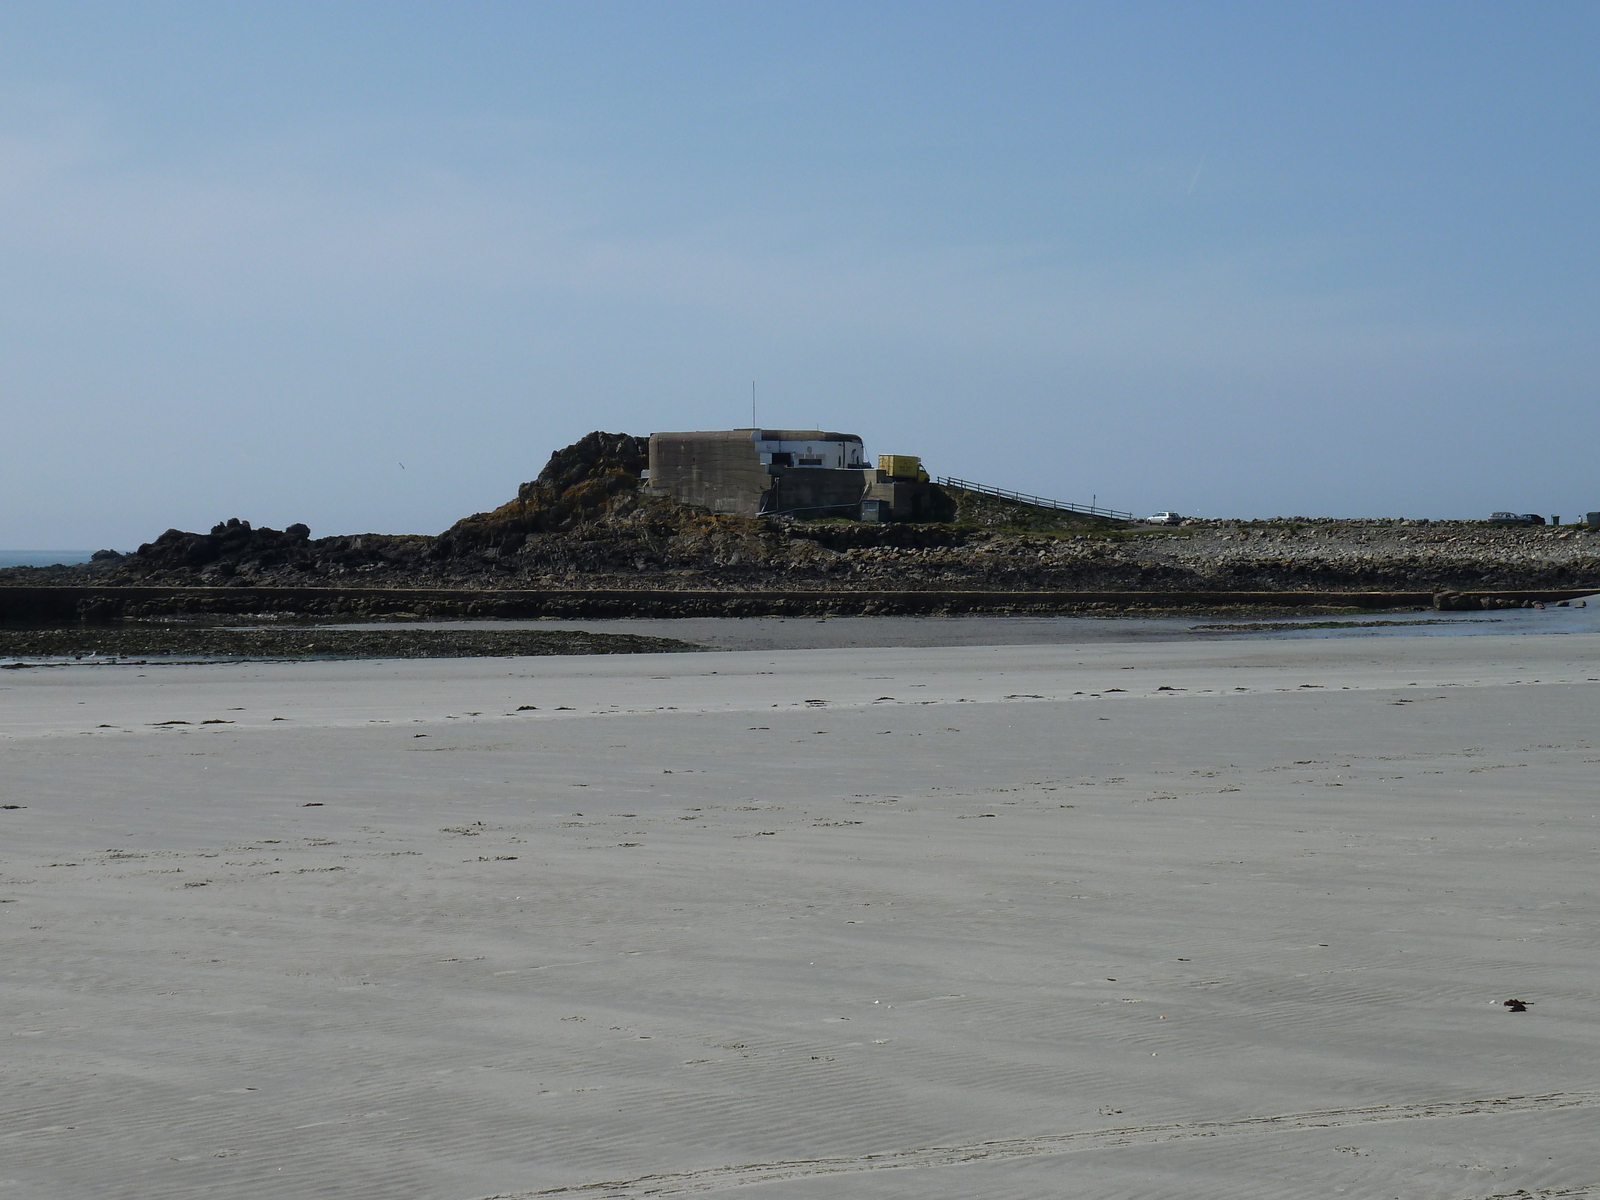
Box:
1488;512;1545;526
1147;511;1182;525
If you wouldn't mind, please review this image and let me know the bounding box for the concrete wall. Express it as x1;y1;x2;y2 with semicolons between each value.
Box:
648;431;772;516
764;468;869;516
648;430;948;521
863;471;957;522
650;429;865;516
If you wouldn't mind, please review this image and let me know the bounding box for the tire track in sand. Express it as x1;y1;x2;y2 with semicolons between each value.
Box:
484;1090;1600;1198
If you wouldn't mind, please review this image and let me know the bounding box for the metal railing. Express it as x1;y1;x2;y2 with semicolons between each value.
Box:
936;477;1131;521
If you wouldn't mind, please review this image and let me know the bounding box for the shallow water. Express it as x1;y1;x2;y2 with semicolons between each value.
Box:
10;603;1595;667
310;602;1600;651
0;550;94;568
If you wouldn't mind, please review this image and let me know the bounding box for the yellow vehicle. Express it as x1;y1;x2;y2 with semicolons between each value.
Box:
878;454;925;481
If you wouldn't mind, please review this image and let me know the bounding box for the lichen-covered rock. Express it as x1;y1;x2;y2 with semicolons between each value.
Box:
437;432;650;555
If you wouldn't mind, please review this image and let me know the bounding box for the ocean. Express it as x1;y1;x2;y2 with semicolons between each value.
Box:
0;551;96;568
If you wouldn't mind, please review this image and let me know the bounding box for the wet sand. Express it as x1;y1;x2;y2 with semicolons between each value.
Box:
312;602;1600;651
2;632;1598;1198
0;624;696;663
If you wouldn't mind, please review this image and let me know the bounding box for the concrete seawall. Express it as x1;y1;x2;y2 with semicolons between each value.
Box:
2;585;1594;623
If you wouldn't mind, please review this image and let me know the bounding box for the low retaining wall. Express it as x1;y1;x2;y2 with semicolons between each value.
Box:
2;585;1594;623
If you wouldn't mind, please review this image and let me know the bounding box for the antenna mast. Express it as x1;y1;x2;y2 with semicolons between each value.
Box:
751;381;756;430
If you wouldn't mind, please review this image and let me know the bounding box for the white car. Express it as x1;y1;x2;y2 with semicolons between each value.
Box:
1147;511;1182;525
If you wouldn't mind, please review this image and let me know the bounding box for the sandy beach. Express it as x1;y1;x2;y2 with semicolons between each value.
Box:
3;628;1598;1198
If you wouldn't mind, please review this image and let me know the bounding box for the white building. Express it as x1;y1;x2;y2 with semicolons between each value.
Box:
753;431;866;470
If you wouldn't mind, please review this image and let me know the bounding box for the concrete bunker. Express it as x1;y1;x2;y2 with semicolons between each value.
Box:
646;429;951;522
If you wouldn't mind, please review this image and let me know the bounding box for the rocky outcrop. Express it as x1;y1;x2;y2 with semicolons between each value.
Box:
435;432;650;555
5;434;1599;597
135;519;313;575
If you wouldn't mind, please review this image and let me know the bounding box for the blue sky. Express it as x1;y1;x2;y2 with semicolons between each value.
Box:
3;1;1596;546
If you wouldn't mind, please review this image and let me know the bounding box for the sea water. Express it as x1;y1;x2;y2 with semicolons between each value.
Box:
0;551;95;568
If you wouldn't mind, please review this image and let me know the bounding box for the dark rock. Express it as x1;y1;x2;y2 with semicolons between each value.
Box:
135;519;317;572
75;597;122;623
437;431;651;556
535;431;648;492
791;522;969;552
